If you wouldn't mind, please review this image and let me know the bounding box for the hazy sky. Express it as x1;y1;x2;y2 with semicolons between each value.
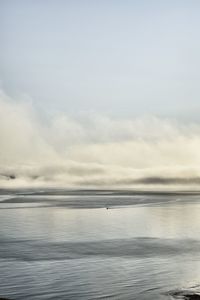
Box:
1;1;200;189
1;0;200;119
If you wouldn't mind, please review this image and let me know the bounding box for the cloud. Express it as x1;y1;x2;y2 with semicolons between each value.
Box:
1;90;200;190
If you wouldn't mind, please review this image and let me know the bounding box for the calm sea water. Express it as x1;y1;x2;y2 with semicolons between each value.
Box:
0;190;200;299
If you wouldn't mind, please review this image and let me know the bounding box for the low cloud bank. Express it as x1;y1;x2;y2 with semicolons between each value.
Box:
1;90;200;190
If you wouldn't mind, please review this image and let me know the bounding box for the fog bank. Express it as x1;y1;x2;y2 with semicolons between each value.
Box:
1;90;200;190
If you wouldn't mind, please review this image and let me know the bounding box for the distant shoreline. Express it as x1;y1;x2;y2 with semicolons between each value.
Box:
1;187;200;196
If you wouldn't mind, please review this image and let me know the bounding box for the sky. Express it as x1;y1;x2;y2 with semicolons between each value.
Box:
1;1;200;189
1;0;200;119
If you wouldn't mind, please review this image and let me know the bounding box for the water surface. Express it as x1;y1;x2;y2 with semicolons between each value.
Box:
0;190;200;299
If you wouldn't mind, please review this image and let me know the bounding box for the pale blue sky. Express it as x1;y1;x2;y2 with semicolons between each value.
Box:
1;0;200;119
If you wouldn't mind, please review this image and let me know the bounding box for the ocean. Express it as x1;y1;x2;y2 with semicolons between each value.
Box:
0;189;200;299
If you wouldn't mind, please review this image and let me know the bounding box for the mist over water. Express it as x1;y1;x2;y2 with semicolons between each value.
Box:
1;89;200;190
2;1;200;299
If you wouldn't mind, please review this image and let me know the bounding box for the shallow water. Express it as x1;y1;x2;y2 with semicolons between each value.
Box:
0;190;200;299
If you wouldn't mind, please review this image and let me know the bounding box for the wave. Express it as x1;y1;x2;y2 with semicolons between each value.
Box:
1;237;200;261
